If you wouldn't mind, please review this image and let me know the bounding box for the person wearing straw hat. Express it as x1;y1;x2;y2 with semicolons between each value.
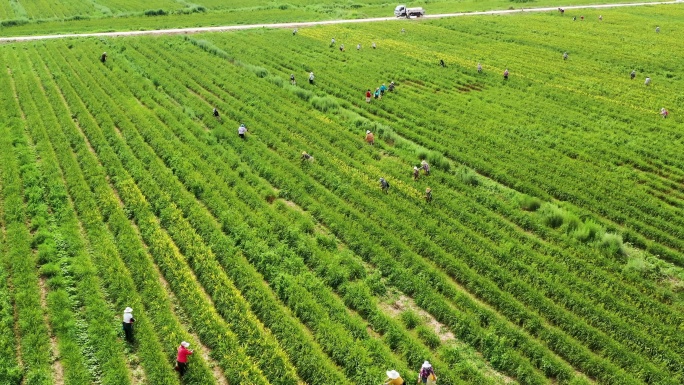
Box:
176;341;194;377
384;369;405;385
425;188;432;203
301;151;314;162
100;52;107;63
418;361;437;384
365;130;375;145
122;307;135;343
413;166;420;181
420;160;430;176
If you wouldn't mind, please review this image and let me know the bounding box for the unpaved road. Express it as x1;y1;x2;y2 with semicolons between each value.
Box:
0;0;679;42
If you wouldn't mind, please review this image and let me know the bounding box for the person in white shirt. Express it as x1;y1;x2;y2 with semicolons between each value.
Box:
122;307;135;343
238;124;248;139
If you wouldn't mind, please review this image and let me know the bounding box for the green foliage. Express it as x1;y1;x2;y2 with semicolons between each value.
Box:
539;204;564;228
416;325;441;349
144;9;168;16
456;166;478;186
599;232;626;258
311;95;340;112
518;194;541;211
400;310;422;329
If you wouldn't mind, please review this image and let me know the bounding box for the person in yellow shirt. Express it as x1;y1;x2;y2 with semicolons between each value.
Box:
385;370;405;385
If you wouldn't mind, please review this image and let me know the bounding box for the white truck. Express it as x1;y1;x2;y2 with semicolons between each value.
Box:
394;4;425;18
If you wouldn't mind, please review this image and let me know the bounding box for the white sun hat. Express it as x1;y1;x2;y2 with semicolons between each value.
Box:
422;361;432;368
124;307;133;313
181;341;190;348
366;130;371;134
386;370;400;379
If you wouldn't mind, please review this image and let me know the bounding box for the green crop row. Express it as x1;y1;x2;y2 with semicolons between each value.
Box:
227;25;684;352
113;36;576;384
0;78;53;385
134;32;680;380
99;36;512;379
33;42;275;385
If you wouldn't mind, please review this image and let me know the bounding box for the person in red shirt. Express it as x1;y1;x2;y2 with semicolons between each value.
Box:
365;130;375;145
366;89;372;103
176;341;194;377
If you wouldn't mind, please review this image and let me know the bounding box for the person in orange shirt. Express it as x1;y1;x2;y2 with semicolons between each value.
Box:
176;341;194;377
365;130;375;145
385;370;405;385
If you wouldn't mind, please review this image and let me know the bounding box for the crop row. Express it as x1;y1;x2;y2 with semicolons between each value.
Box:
231;27;683;320
223;32;684;378
154;35;684;380
245;20;684;266
143;34;680;382
83;37;499;385
32;42;281;385
116;36;588;384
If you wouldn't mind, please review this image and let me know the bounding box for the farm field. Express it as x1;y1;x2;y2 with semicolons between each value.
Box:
0;0;665;37
1;3;684;385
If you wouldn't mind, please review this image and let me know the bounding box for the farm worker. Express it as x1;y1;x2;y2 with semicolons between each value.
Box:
379;177;390;193
366;89;372;103
176;341;194;377
291;74;296;85
365;130;375;145
330;37;336;47
122;307;135;343
309;72;315;85
644;77;651;86
630;70;636;80
655;26;660;33
301;151;314;162
293;28;298;35
421;160;430;175
503;69;509;80
401;28;406;33
425;188;432;203
563;52;568;60
413;166;420;181
340;44;345;52
580;15;584;20
374;88;381;99
372;42;377;49
599;15;603;21
477;63;482;73
100;52;107;63
560;8;564;14
380;83;387;95
660;108;669;118
357;43;361;50
418;361;437;384
238;123;248;139
384;370;404;385
389;81;395;92
213;108;220;118
439;59;446;67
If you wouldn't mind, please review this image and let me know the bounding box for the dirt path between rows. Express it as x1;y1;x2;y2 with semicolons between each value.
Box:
0;1;680;43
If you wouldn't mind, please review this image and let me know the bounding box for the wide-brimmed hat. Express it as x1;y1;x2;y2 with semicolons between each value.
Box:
386;370;400;379
366;130;371;134
422;361;432;368
124;307;133;313
181;341;190;348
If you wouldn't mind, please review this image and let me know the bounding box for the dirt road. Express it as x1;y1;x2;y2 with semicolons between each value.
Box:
0;1;679;43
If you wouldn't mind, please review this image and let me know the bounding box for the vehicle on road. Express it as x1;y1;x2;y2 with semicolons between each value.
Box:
394;4;425;18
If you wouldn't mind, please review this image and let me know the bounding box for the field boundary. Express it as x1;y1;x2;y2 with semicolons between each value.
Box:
0;0;680;43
